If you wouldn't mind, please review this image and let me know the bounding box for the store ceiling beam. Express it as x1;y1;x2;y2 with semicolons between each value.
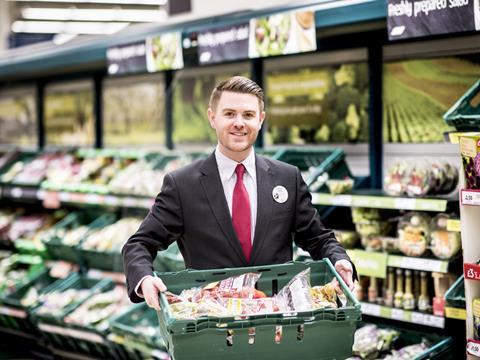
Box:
10;0;167;5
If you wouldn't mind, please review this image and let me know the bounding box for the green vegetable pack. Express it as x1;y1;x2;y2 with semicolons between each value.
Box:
460;135;480;190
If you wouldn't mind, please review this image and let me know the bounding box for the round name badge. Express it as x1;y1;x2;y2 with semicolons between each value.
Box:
272;185;288;204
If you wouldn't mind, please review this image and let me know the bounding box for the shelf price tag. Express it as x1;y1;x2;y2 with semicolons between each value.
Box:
461;189;480;206
330;195;352;206
465;263;480;281
394;198;416;210
42;191;60;209
361;302;381;316
387;255;447;273
348;250;387;278
391;308;404;321
467;339;480;357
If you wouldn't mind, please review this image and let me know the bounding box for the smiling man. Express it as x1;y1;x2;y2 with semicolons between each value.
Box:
122;76;355;310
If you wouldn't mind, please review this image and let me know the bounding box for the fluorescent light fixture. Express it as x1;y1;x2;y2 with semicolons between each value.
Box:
22;7;168;22
53;33;78;45
12;0;167;5
11;20;130;35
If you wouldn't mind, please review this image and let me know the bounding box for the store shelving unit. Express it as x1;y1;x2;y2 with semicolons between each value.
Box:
460;190;480;357
312;189;455;212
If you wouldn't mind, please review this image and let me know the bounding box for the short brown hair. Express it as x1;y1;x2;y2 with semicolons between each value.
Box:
209;76;264;112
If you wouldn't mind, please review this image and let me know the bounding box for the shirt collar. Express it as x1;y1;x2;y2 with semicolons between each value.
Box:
215;145;256;182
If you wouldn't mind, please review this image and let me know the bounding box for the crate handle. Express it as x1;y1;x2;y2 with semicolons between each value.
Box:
324;258;360;309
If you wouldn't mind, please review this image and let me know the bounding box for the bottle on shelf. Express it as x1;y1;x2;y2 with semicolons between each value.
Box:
384;267;394;307
417;271;430;312
413;270;420;309
474;298;480;341
403;270;415;310
368;276;378;303
394;269;404;309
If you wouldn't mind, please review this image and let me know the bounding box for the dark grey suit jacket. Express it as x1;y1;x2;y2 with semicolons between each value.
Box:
122;152;352;302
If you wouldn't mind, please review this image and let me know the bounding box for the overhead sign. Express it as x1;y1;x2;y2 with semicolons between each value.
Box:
249;10;317;58
197;22;249;64
387;0;479;40
106;42;147;75
146;31;184;72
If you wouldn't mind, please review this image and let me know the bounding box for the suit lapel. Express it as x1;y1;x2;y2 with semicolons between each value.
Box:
199;153;247;264
250;155;273;264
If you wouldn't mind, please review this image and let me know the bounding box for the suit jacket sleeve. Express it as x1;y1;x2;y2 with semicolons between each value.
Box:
122;173;184;302
293;168;354;271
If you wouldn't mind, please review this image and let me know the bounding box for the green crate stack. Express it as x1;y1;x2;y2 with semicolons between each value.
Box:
156;259;361;360
109;303;169;360
444;79;480;131
30;273;123;358
78;214;126;272
445;275;465;310
43;212;116;264
154;242;185;273
0;270;57;334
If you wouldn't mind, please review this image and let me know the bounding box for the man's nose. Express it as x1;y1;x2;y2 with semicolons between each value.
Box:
233;116;245;127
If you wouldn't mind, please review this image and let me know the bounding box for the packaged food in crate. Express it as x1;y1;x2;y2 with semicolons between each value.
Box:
156;259;361;360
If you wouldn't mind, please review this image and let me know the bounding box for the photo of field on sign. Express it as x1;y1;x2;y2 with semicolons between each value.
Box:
383;55;480;143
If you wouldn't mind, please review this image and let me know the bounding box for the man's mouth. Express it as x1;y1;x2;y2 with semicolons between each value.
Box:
230;132;247;136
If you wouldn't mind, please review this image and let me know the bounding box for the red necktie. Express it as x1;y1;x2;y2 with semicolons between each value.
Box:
232;164;252;262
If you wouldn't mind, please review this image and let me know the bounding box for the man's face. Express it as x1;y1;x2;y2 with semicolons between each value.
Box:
208;91;265;162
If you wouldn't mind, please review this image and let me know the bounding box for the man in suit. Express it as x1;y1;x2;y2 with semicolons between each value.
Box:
122;76;354;310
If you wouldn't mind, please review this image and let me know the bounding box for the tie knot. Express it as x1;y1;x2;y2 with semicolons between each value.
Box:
235;163;246;178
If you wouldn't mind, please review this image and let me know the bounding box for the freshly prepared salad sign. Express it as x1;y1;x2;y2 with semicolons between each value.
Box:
164;269;339;320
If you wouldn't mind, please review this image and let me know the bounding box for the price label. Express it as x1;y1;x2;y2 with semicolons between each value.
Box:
461;189;480;206
331;195;352;206
394;198;416;210
391;308;404;321
11;187;23;198
465;263;480;281
85;194;101;204
361;302;381;316
123;197;138;207
0;305;27;318
104;195;120;206
43;191;61;209
467;339;480;357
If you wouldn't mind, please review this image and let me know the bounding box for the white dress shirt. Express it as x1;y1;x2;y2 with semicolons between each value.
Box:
215;146;257;243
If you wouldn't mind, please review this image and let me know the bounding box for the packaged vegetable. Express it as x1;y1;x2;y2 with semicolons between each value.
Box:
430;213;461;260
276;268;314;312
384;161;409;196
397;212;430;257
334;230;359;249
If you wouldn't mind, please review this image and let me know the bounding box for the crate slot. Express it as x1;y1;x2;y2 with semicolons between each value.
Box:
275;326;283;344
226;330;234;346
297;324;304;341
248;327;255;345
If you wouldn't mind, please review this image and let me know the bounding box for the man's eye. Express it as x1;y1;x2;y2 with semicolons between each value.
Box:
244;113;255;119
225;112;234;117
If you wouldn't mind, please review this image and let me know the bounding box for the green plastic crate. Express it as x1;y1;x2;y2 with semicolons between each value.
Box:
109;303;168;360
0;270;57;334
444;80;480;131
0;254;45;298
445;275;465;309
156;259;361;360
43;212;116;264
155;243;185;273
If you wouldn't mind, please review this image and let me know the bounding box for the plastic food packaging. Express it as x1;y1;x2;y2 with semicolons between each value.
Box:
276;268;314;312
384;161;409;196
397;212;430;257
430;213;461;260
405;162;431;197
326;178;354;195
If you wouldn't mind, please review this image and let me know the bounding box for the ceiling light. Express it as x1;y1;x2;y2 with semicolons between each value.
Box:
11;0;167;5
22;7;167;22
11;20;130;35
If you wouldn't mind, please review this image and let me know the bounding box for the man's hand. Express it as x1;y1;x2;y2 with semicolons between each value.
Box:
334;259;354;294
140;275;167;311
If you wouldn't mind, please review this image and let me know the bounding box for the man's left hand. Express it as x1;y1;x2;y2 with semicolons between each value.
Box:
334;259;354;293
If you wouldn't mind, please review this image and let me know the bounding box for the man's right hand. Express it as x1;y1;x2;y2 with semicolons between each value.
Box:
140;275;167;311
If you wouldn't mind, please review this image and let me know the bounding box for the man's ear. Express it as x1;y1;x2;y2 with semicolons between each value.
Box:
207;108;216;129
259;111;266;129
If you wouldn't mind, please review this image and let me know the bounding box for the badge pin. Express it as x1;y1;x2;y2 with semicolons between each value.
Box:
272;185;288;204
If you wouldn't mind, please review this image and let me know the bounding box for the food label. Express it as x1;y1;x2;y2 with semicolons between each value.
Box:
465;263;480;281
467;339;480;356
460;137;477;157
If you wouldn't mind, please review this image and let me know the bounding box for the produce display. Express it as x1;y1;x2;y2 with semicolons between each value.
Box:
397;212;430;257
384;160;458;197
81;217;143;252
0;256;43;297
348;324;431;360
334;230;359;249
326;178;354;195
64;286;129;330
165;269;338;320
430;214;461;260
35;288;91;317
